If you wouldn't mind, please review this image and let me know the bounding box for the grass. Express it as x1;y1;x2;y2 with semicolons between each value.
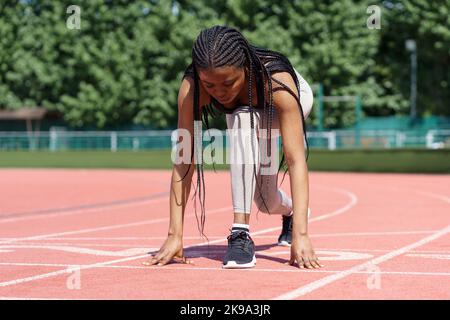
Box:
0;149;448;173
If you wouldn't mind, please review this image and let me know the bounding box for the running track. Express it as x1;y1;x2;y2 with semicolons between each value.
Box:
0;169;448;299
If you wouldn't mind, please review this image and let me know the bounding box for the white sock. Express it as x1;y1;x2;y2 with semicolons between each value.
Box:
231;223;249;234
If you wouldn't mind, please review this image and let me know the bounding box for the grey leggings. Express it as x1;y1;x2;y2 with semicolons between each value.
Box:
226;70;313;215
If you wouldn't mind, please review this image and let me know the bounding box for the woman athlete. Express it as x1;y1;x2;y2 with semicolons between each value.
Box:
144;25;323;269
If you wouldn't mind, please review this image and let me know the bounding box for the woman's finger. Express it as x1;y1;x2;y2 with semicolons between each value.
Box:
142;260;152;266
142;254;157;266
313;255;324;268
296;255;305;269
173;256;194;264
288;253;302;268
143;251;166;266
310;258;321;269
309;257;320;269
288;254;296;266
303;257;313;269
157;255;174;266
312;256;323;268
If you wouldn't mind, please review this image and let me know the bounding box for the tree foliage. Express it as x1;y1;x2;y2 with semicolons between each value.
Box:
0;0;448;129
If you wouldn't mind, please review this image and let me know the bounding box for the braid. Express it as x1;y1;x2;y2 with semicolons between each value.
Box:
191;66;208;240
181;25;309;236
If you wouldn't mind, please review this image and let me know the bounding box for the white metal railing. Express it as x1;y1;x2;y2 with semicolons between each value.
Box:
426;130;450;149
0;129;448;151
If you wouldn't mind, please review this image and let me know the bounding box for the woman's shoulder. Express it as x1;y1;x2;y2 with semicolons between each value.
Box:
269;71;298;95
179;75;211;108
271;71;296;85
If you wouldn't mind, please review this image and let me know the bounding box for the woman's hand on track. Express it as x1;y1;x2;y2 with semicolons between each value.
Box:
288;234;323;269
142;235;192;266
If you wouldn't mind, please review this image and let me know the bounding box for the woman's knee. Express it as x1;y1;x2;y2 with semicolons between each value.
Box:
254;188;292;215
254;192;279;214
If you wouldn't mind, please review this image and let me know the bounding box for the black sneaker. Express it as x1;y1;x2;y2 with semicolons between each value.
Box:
222;231;256;269
278;214;293;246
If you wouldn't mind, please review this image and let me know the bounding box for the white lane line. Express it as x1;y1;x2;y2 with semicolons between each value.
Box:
271;187;450;300
0;187;358;288
0;195;169;224
0;236;224;241
387;187;450;204
0;185;355;247
415;191;450;204
0;203;234;287
314;248;450;254
261;250;374;261
0;230;435;242
307;187;358;223
0;262;74;268
0;242;160;248
405;253;450;260
0;205;232;246
0;176;353;225
253;229;433;238
0;297;76;300
273;224;450;300
0;253;153;287
3;244;450;255
310;230;437;237
247;187;358;237
1;262;449;277
0;245;159;257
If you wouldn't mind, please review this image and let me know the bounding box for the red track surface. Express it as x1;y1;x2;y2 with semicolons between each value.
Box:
0;169;449;299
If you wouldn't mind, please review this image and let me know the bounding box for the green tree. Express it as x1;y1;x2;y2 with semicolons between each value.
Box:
377;0;450;116
0;0;448;130
1;0;203;129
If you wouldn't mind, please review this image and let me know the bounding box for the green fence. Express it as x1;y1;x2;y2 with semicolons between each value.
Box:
0;129;449;151
0;149;448;173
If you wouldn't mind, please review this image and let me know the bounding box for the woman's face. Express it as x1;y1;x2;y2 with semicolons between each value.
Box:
198;66;246;105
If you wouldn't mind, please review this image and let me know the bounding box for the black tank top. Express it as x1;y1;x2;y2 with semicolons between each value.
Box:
210;97;264;115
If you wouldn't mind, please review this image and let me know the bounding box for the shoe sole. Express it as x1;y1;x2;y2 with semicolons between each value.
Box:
222;255;256;269
277;240;291;247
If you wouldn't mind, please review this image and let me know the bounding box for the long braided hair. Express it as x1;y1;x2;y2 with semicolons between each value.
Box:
180;25;309;237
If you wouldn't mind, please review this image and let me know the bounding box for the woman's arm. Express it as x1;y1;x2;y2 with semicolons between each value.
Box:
272;72;323;269
168;77;197;238
144;77;200;266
